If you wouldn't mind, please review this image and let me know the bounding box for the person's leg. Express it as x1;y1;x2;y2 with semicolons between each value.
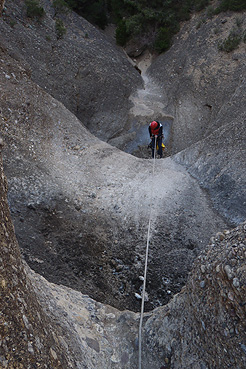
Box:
157;137;163;158
151;137;155;158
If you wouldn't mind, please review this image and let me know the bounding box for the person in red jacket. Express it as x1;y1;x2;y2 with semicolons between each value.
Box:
148;121;163;158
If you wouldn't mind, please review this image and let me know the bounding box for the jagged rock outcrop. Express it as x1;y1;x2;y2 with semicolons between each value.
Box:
0;0;142;142
143;222;246;369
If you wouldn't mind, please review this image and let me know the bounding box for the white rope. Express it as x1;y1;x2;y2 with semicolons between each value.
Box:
138;136;157;369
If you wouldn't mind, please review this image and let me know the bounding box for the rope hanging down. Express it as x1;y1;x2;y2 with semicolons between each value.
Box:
138;136;157;369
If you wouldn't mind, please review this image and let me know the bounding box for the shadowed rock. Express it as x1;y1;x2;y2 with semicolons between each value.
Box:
0;0;142;142
0;150;73;368
148;11;246;155
143;222;246;368
0;5;246;368
0;48;227;312
1;154;244;368
148;11;246;225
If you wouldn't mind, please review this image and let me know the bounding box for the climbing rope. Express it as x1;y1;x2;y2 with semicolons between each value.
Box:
138;135;157;369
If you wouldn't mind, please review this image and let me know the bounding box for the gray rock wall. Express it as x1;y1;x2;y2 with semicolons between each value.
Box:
1;163;244;369
148;11;246;225
0;150;74;368
143;223;246;369
1;4;246;368
174;115;246;225
0;47;228;313
148;11;246;154
0;0;142;141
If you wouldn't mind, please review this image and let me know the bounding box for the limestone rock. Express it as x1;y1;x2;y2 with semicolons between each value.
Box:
148;12;246;225
0;47;228;312
0;0;142;142
0;153;72;368
143;222;246;368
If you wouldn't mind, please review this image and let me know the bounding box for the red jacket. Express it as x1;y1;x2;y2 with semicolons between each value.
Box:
149;121;163;137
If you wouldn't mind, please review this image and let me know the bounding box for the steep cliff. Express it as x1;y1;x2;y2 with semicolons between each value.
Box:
0;47;227;312
0;0;142;142
0;149;76;368
1;153;245;368
0;2;246;368
148;10;246;154
148;10;246;225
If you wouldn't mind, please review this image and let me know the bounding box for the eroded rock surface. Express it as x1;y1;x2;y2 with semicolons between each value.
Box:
147;11;246;225
0;0;142;142
0;48;228;312
0;4;246;369
148;11;246;154
0;151;74;368
144;222;246;369
1;164;244;368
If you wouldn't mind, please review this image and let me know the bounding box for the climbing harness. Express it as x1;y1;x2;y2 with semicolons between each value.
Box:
138;136;157;369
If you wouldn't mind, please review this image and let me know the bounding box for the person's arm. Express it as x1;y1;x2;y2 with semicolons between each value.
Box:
149;126;152;137
158;125;163;137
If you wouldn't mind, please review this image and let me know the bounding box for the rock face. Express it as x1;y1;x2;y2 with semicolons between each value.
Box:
0;0;5;16
1;155;245;368
148;11;246;153
148;11;246;225
0;0;142;142
143;222;246;369
174;115;246;225
27;266;140;369
0;151;73;368
0;3;246;368
0;47;228;312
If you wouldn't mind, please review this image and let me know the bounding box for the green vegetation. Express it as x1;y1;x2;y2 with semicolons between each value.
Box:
218;17;245;52
215;0;246;12
55;18;67;39
51;0;212;52
115;20;128;46
25;0;45;19
206;5;215;18
194;0;210;11
218;28;241;52
9;19;17;27
52;0;246;53
53;0;70;15
110;0;212;52
66;0;108;29
243;31;246;43
154;27;172;53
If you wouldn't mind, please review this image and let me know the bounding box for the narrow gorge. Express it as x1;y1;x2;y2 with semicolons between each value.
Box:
0;1;245;368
